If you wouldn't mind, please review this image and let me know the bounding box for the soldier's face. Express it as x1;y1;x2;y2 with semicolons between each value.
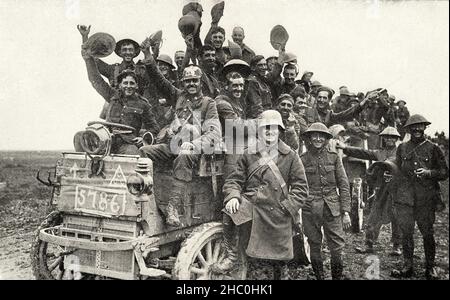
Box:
202;50;216;70
211;32;225;49
316;91;330;110
310;132;328;149
260;125;279;146
157;61;171;79
232;28;245;46
120;44;136;62
175;53;185;68
255;59;268;77
277;100;293;119
183;78;201;95
267;59;276;72
398;102;405;108
384;136;397;148
283;68;297;85
303;73;313;82
294;97;307;114
119;76;138;97
409;124;426;139
229;77;245;99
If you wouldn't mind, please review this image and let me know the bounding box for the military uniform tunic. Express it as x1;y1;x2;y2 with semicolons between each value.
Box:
394;138;448;268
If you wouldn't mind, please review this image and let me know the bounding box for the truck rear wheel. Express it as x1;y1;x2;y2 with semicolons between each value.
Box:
173;222;247;280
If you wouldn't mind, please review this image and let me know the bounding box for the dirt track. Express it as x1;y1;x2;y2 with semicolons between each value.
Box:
0;151;448;280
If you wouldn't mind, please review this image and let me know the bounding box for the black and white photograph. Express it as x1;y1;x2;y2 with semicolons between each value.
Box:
0;0;448;283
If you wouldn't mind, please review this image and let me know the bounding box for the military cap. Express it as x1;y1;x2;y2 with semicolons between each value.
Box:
114;39;141;58
316;86;335;99
270;25;289;51
340;87;352;96
396;100;407;105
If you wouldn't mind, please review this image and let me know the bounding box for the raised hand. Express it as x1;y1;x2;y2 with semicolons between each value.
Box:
77;24;91;37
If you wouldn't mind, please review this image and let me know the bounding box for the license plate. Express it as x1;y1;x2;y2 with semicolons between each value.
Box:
74;185;127;217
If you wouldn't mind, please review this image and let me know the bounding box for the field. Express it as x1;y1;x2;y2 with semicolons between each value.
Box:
0;151;448;280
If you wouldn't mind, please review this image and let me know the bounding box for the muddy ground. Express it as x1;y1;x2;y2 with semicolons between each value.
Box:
0;151;448;280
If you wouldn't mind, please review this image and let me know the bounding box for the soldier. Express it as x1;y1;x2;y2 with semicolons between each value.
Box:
247;52;284;110
302;86;368;127
300;122;352;280
266;56;278;73
358;88;392;149
272;63;300;103
76;45;159;155
220;59;263;119
396;100;410;139
139;41;222;227
332;87;352;113
308;80;322;108
297;71;314;94
275;94;306;151
77;25;154;120
391;115;448;279
174;50;185;70
231;26;256;64
336;126;403;255
214;110;309;279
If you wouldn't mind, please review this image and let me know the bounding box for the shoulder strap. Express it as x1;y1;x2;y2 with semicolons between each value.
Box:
260;150;289;199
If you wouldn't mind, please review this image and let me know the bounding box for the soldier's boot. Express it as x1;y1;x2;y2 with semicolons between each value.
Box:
311;259;325;280
331;254;344;280
391;246;415;278
210;223;238;274
165;179;184;227
424;235;438;280
273;263;290;280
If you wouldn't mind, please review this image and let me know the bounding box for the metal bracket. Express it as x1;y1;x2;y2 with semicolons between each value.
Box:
36;170;60;187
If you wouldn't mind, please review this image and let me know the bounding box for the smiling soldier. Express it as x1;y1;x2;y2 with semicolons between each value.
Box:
75;45;159;155
391;115;449;279
139;39;221;227
300;122;351;280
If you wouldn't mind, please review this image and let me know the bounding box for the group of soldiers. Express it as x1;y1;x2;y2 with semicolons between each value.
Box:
74;2;448;280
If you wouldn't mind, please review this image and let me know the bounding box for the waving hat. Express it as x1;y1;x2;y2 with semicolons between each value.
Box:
85;32;116;58
270;25;289;51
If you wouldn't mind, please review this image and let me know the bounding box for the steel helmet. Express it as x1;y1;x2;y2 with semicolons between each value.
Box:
303;122;333;139
85;32;116;58
178;14;200;36
258;110;285;129
270;25;289;51
114;38;140;58
222;59;251;78
329;124;346;139
182;65;202;80
404;114;431;127
156;54;176;70
340;87;351;96
283;52;297;64
396;100;407;105
379;126;401;137
311;80;321;87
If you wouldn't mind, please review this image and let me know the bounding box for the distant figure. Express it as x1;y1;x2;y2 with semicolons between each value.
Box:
231;26;255;64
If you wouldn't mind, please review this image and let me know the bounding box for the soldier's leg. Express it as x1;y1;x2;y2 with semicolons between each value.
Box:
211;214;239;274
160;152;200;227
115;143;139;155
302;210;324;280
139;144;180;226
139;143;175;162
415;205;437;279
392;204;415;277
322;206;346;280
390;217;402;256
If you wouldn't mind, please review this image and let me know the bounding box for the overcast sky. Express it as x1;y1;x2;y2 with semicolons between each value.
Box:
0;0;448;150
